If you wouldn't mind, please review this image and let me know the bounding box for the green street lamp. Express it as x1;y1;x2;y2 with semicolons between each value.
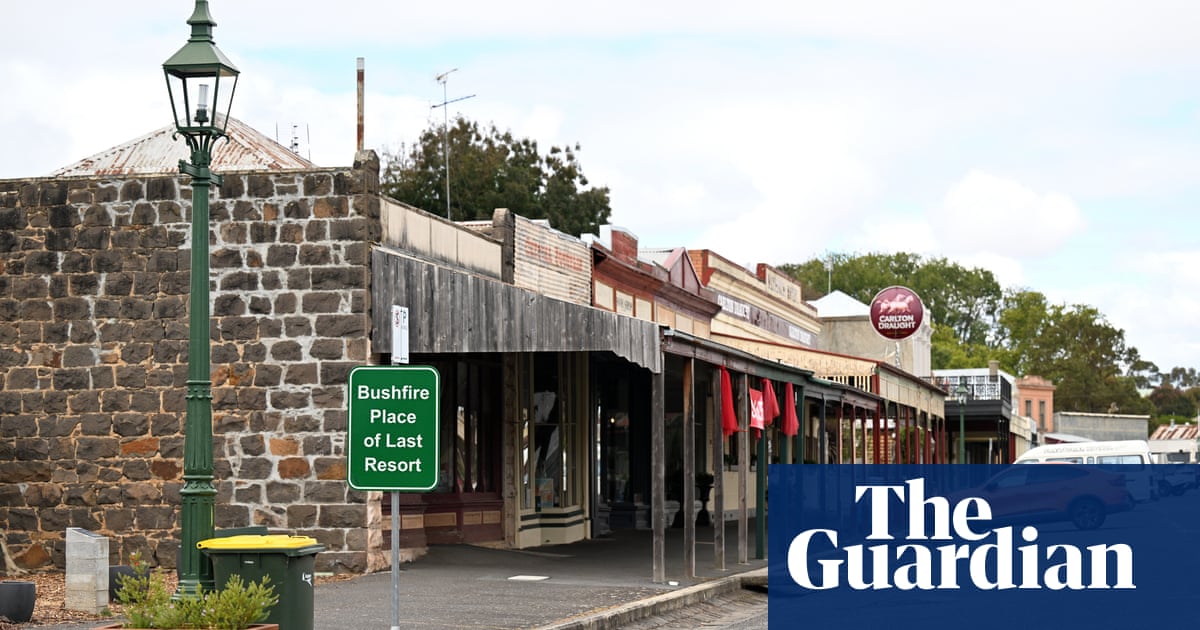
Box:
162;0;239;598
955;383;968;464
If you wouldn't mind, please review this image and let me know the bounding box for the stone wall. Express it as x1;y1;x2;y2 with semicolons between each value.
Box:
0;151;382;574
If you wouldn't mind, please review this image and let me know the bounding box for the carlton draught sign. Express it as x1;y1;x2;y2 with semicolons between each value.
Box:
869;285;925;340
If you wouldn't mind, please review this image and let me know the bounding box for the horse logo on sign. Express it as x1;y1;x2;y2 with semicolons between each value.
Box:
869;286;925;340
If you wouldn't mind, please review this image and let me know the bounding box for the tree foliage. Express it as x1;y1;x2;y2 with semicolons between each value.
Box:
781;252;1005;369
1017;302;1148;414
781;252;1003;349
1148;386;1198;418
381;116;611;237
1162;366;1200;389
782;252;1183;417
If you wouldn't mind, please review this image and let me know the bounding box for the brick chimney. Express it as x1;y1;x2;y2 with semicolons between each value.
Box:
609;227;639;265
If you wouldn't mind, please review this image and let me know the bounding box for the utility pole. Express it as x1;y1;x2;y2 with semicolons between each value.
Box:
431;69;475;219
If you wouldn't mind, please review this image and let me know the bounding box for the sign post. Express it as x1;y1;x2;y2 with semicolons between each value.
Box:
347;365;440;630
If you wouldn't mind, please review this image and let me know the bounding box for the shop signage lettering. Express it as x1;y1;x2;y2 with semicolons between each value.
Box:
788;324;812;345
348;366;440;491
717;294;752;319
869;286;925;340
763;267;801;303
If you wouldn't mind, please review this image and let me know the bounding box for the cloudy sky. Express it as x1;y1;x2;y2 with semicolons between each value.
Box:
4;1;1199;373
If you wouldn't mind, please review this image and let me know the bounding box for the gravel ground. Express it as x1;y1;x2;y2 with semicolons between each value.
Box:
0;569;355;629
1;571;115;628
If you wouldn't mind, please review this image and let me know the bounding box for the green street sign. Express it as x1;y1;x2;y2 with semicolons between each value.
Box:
347;365;440;491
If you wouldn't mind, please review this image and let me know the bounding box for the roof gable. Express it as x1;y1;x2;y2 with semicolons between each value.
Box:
50;117;316;176
644;247;705;295
811;290;870;318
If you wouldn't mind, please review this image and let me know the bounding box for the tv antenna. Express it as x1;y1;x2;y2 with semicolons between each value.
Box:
430;68;475;219
824;254;834;294
275;123;312;162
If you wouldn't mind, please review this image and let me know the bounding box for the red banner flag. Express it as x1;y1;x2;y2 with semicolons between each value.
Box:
720;366;739;438
782;382;799;437
762;379;780;426
749;388;764;431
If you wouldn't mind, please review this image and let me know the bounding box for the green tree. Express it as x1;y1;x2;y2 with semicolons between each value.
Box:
781;252;1003;349
1163;366;1200;389
1003;302;1148;414
993;289;1051;375
1124;348;1161;390
784;253;1161;415
1148;385;1198;418
382;117;611;236
929;323;969;369
1184;386;1200;414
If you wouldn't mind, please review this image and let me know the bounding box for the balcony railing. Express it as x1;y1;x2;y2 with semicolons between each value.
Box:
930;374;1011;403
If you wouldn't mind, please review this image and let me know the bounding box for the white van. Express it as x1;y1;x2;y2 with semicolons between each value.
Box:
1014;440;1155;502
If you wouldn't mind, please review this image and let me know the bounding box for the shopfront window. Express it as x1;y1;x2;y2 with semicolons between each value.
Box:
415;355;501;495
595;358;653;531
533;382;561;508
524;353;582;511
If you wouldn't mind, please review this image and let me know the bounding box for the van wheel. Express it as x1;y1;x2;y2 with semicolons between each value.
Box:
1069;497;1105;530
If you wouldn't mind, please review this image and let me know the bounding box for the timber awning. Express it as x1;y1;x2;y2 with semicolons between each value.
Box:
371;248;662;372
662;328;812;384
805;376;883;410
661;329;881;406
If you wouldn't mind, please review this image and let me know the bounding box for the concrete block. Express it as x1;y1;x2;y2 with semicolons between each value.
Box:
65;527;108;614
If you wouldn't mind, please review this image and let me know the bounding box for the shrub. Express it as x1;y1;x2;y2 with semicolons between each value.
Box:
113;553;278;629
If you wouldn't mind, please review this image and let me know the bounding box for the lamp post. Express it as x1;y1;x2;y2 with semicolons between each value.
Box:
162;0;239;597
955;383;968;464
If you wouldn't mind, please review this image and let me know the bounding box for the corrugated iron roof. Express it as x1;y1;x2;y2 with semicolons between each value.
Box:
639;247;682;269
50;117;316;177
1150;423;1198;440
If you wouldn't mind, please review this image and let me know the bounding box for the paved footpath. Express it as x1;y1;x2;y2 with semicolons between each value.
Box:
315;526;767;629
29;525;767;630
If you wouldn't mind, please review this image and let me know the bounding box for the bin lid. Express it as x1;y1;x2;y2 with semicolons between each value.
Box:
197;534;321;551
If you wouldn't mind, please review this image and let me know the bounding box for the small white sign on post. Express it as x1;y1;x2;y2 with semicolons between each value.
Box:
391;305;409;365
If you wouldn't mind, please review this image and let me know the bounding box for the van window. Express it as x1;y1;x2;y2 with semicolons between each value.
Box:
1046;457;1084;464
1096;454;1144;468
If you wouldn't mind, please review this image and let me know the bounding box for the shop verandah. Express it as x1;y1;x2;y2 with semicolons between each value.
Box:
810;394;956;465
648;331;886;579
707;333;951;465
371;244;662;557
365;218;949;582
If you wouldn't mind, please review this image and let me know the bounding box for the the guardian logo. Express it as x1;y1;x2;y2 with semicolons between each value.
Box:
787;479;1134;591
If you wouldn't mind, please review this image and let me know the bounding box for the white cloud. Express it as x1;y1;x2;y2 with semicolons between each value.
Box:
934;170;1085;257
514;106;568;150
851;220;939;259
1081;250;1200;370
6;1;1200;374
